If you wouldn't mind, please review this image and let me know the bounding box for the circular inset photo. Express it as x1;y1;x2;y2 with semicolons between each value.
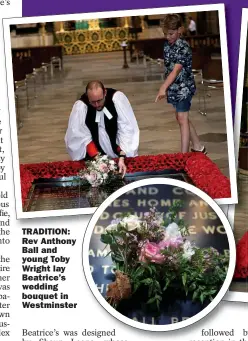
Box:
82;178;236;331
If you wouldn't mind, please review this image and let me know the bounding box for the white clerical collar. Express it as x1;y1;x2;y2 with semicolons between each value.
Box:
95;107;113;123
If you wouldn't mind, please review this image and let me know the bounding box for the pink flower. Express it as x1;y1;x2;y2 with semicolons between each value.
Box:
99;163;109;173
85;171;103;187
88;171;97;182
158;237;183;249
139;242;165;264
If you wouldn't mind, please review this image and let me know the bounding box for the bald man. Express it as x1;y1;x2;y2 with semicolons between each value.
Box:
65;81;140;176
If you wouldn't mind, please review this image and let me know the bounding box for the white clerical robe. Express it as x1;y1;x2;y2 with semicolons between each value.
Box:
64;91;140;161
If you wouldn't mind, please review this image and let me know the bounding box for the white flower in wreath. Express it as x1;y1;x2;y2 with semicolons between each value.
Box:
94;180;104;187
105;223;118;232
182;240;195;260
97;171;102;177
121;215;141;231
165;222;182;239
137;220;148;233
86;170;104;187
109;160;116;171
99;163;109;173
85;171;97;183
102;173;108;180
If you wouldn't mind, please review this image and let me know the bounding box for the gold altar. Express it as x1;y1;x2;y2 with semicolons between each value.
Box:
55;27;130;55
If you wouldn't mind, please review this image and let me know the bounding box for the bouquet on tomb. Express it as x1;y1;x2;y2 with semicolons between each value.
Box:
100;201;229;310
78;153;117;187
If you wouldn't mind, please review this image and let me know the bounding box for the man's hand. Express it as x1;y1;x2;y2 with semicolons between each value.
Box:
118;157;127;178
155;85;167;102
93;153;101;160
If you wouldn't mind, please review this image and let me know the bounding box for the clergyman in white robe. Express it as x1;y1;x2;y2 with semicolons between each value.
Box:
64;90;139;161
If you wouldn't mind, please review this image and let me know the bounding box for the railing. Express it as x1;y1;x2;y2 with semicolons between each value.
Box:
12;46;63;67
12;46;63;131
129;34;221;61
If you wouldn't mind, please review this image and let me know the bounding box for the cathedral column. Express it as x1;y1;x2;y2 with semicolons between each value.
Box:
140;16;146;30
40;22;46;45
206;11;219;34
53;22;61;32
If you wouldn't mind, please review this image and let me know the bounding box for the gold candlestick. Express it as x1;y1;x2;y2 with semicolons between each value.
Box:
124;17;129;28
59;22;65;32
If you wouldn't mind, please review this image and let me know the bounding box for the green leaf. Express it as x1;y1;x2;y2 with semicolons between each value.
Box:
148;284;153;298
110;244;119;252
154;281;162;294
200;293;205;304
182;273;187;287
192;290;198;301
148;264;156;274
147;296;157;304
100;234;113;244
155;294;162;301
133;282;141;293
140;278;153;285
112;253;124;262
133;267;145;280
104;250;112;258
163;278;171;291
208;289;217;295
189;283;196;291
156;297;161;310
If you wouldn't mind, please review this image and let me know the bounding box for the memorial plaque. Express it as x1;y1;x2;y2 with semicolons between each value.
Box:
24;169;191;212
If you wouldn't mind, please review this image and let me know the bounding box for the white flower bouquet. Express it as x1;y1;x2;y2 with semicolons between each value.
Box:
78;153;117;187
100;201;229;310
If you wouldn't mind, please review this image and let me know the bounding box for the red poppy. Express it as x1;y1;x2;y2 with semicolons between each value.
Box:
20;153;231;206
